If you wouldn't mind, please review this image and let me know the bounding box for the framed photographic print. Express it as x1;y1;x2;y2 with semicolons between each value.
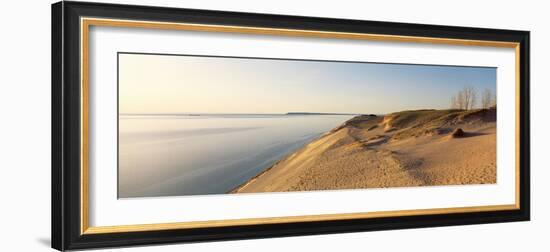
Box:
51;1;530;250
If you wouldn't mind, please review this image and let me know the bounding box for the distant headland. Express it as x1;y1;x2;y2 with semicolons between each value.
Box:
286;112;360;116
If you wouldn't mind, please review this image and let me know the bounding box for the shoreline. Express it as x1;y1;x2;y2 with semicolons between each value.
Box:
229;116;363;193
226;118;354;194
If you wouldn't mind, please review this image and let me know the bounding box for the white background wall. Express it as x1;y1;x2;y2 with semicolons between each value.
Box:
0;0;546;251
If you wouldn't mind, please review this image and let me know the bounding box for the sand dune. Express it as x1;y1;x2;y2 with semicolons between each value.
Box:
232;108;497;193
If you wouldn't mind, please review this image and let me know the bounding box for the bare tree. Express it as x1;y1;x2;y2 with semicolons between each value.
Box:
450;86;478;110
469;87;477;110
461;86;477;110
451;90;464;110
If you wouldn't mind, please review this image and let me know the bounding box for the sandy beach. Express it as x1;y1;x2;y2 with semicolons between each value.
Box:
232;108;497;193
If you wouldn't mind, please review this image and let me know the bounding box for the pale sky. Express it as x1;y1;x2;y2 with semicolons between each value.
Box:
118;53;496;114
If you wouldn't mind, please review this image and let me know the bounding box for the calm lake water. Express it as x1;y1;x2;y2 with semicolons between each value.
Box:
118;114;354;198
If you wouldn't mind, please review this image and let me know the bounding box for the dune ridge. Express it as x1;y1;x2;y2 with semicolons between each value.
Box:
232;108;497;193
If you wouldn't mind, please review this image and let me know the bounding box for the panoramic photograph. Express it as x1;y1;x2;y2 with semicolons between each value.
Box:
118;53;497;198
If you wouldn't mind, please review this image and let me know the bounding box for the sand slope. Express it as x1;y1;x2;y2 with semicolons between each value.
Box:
233;108;497;193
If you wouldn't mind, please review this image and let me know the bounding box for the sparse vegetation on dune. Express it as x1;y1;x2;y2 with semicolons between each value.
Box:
387;107;496;140
344;114;380;129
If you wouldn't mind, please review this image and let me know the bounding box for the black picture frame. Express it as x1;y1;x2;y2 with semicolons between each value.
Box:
52;1;530;251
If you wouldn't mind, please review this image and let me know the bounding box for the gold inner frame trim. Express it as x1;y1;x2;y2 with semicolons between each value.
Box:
85;204;517;234
80;17;522;235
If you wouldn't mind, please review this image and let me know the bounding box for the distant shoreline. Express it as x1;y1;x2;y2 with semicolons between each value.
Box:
286;112;360;116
